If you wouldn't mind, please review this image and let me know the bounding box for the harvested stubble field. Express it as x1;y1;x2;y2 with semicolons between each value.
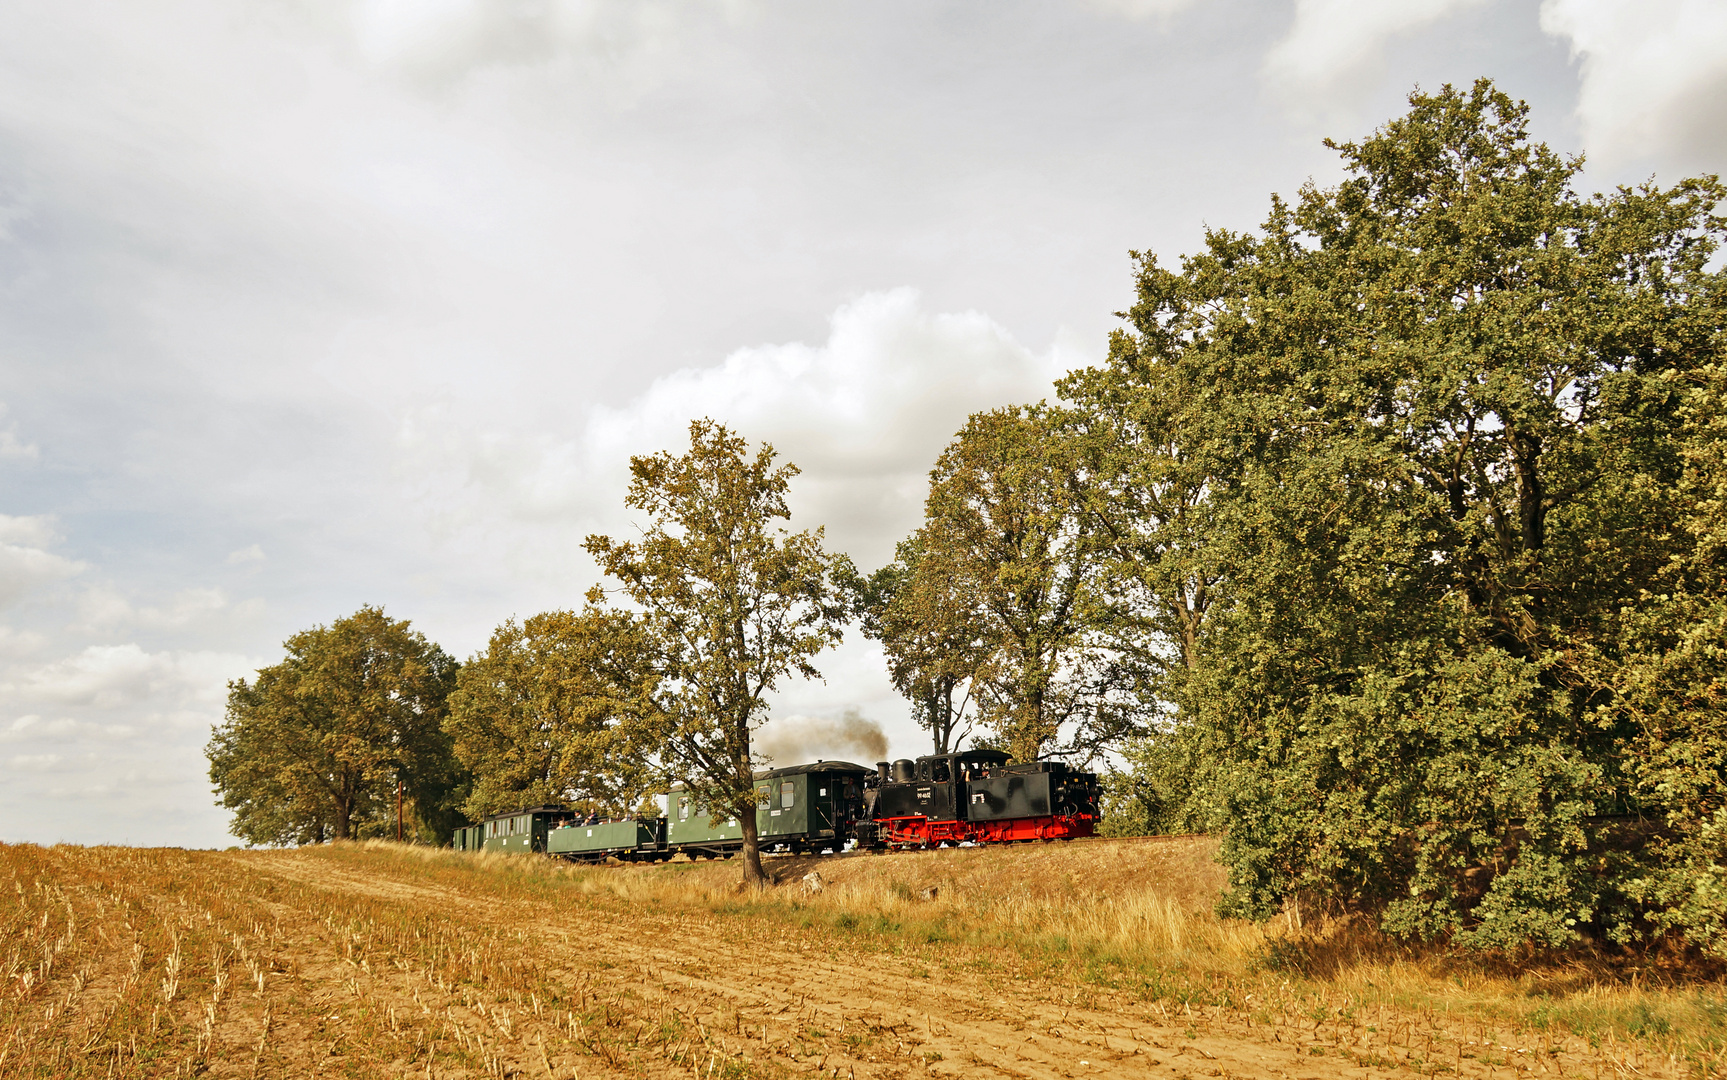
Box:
3;838;1723;1079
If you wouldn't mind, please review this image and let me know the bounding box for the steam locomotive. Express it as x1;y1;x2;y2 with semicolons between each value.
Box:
452;749;1100;862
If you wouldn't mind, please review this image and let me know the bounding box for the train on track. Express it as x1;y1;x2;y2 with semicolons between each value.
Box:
451;749;1101;862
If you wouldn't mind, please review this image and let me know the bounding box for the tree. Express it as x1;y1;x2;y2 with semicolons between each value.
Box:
445;607;657;821
208;606;462;845
584;420;848;888
1602;360;1727;951
918;406;1124;762
1087;80;1727;948
845;531;987;755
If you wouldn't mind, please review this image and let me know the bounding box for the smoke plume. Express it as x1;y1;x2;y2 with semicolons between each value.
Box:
755;708;889;767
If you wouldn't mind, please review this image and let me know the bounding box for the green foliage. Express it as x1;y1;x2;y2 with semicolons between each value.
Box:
1098;725;1210;837
926;408;1115;762
444;607;656;820
207;606;462;845
880;406;1130;763
584;419;849;886
1062;79;1727;950
842;530;985;755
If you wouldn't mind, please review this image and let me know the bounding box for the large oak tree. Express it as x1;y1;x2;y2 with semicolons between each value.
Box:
208;607;462;845
1083;80;1727;949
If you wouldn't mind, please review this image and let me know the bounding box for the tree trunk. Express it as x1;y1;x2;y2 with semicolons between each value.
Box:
739;804;767;888
1511;429;1546;553
334;792;352;841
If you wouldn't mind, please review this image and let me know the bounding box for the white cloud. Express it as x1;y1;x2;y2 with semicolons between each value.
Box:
340;0;698;84
225;544;266;565
0;520;83;611
0;644;257;843
6;643;249;710
1083;0;1199;24
0;430;36;460
0;514;58;548
9;753;64;771
0;627;45;656
0;403;38;461
1540;0;1727;170
76;586;232;631
1262;0;1487;117
398;288;1085;573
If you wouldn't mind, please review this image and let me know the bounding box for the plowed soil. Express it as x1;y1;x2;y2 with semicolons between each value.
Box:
0;839;1681;1078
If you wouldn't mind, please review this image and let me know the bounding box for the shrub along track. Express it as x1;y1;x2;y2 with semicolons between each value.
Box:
0;841;1688;1078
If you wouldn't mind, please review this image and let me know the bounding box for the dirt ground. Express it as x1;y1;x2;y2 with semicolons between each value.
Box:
0;838;1688;1079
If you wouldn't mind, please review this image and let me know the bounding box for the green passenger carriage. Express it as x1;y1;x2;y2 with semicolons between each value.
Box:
471;805;572;854
667;761;870;857
547;818;668;861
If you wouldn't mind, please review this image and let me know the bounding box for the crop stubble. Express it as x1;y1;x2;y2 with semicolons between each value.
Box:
0;839;1695;1078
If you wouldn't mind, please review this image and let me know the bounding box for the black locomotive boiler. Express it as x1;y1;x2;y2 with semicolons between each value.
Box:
858;749;1100;849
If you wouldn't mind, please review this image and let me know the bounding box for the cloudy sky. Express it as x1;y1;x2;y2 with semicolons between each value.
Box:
2;0;1722;847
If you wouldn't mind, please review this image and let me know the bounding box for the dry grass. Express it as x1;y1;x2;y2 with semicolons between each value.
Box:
580;839;1727;1072
3;837;1724;1078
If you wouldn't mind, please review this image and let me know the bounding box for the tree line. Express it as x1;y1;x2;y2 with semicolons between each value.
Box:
210;80;1727;950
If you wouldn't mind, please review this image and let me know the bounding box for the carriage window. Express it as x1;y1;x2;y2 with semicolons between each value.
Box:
678;797;691;821
932;760;950;783
781;781;795;809
917;761;930;781
757;786;771;810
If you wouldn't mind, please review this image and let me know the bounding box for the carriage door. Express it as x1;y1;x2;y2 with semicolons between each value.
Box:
810;774;834;841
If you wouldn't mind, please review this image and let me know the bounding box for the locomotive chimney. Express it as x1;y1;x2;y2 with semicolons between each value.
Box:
876;761;890;783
